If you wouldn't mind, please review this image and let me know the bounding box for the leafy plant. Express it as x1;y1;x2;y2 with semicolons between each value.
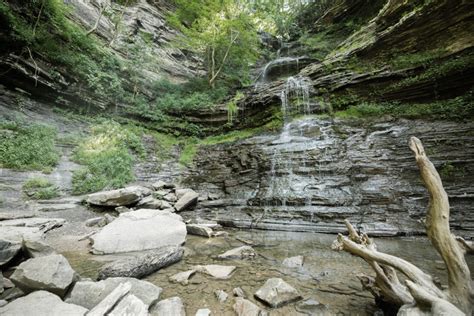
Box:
23;177;60;200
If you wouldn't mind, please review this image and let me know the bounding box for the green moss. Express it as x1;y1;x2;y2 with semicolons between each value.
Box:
71;120;144;194
178;140;198;166
23;177;60;200
0;121;60;171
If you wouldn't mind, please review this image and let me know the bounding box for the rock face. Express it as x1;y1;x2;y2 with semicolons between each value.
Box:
150;297;186;316
65;277;162;309
91;209;186;254
0;291;88;316
98;246;184;279
185;118;474;237
254;278;302;308
10;254;76;297
86;186;152;207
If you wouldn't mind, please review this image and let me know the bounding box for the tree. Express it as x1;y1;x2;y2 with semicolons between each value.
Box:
332;137;473;315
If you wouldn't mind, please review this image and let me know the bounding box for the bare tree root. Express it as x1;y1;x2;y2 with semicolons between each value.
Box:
332;137;473;315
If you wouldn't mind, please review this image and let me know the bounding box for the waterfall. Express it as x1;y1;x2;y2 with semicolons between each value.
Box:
280;76;312;118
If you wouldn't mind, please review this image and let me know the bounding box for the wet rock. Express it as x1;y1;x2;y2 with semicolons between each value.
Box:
109;294;148;316
0;291;88;316
254;278;302;308
195;308;211;316
86;186;152;207
233;297;265;316
150;296;185;316
194;265;236;279
218;246;256;260
85;217;106;227
91;209;186;254
282;255;304;268
98;246;184;279
233;287;245;298
186;224;213;238
88;282;131;316
170;270;197;285
115;206;130;214
10;254;76;297
0;239;21;267
22;239;56;258
65;277;162;309
174;191;199;212
214;290;228;303
296;299;328;315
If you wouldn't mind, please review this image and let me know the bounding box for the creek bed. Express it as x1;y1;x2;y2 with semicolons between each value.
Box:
63;229;474;315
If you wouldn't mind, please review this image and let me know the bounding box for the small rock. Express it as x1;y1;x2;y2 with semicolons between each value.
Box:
161;200;173;209
10;254;77;297
170;270;197;285
3;278;14;289
65;277;162;309
22;239;56;258
254;278;302;308
0;300;6;307
233;297;264;316
186;224;213;238
194;265;236;279
214;290;228;303
152;181;174;190
109;294;148;316
137;196;163;209
98;246;184;279
195;308;211;316
85;217;106;227
176;189;194;199
86;186;152;207
0;272;3;294
174;191;199;212
212;231;229;237
104;213;115;224
233;287;245;298
0;291;88;316
0;239;22;267
218;246;255;260
150;296;185;316
163;193;177;203
115;206;130;214
282;255;304;268
296;299;328;315
0;287;24;301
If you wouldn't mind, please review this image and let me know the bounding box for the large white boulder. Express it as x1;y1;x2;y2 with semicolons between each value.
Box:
91;209;186;254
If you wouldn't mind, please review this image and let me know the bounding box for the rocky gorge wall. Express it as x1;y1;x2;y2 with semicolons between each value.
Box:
183;117;474;238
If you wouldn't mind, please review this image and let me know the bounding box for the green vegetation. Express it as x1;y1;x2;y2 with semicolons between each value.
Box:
23;177;60;200
71;121;144;194
0;121;59;171
334;92;474;120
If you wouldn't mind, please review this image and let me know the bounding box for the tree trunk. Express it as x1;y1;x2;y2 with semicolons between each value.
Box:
333;137;473;315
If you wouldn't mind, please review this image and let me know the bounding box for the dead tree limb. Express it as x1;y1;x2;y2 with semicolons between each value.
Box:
333;137;473;315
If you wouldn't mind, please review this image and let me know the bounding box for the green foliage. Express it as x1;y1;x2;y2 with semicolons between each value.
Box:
23;177;60;200
334;92;474;120
71;121;144;194
389;50;445;69
0;121;59;170
226;91;244;123
178;139;198;166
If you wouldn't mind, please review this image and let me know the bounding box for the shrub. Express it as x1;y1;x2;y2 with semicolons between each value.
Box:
0;121;60;170
23;177;60;200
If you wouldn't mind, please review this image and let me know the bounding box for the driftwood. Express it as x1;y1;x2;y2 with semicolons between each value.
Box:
332;137;473;315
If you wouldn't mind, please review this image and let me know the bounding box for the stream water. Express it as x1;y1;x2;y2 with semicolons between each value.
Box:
63;229;473;315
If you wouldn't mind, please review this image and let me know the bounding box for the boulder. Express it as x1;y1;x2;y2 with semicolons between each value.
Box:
109;294;148;316
10;254;76;297
87;282;131;316
0;239;21;267
282;255;304;268
254;278;302;308
170;270;197;285
218;246;256;260
150;296;185;316
175;189;194;199
174;191;199;212
86;186;152;207
214;289;228;303
0;291;88;316
65;277;162;309
22;239;56;258
91;209;186;254
195;308;211;316
98;246;184;279
233;298;264;316
194;265;236;279
186;224;213;238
